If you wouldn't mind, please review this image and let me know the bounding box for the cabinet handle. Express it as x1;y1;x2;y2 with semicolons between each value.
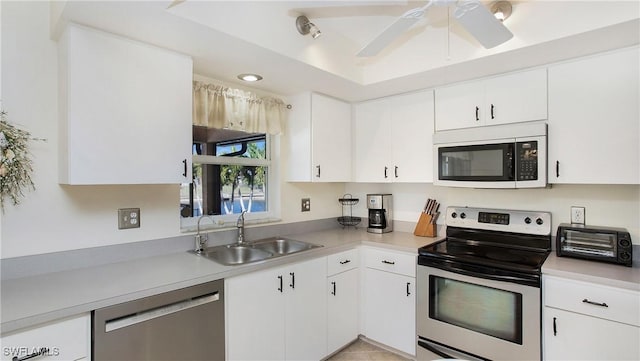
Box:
12;347;49;361
331;281;336;296
278;275;283;292
475;106;479;121
182;159;188;177
555;161;560;178
384;166;388;178
394;166;398;178
316;165;321;178
406;282;411;296
582;298;608;307
290;272;295;289
339;259;351;265
491;104;495;119
381;260;395;265
553;317;557;336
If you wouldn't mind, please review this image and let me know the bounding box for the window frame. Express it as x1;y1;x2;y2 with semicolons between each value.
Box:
180;134;280;232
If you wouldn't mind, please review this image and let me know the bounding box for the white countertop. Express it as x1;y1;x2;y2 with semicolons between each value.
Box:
542;253;640;291
3;227;638;335
0;228;438;335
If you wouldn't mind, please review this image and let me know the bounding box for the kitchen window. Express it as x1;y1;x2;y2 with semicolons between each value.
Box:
180;127;276;230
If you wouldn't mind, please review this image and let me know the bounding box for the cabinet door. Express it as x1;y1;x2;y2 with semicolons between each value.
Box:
226;268;286;361
328;268;359;354
548;47;639;184
311;93;352;182
484;68;547;126
285;257;328;361
59;24;192;185
0;314;90;361
544;307;640;360
363;268;416;356
352;98;393;182
390;90;435;182
434;80;484;131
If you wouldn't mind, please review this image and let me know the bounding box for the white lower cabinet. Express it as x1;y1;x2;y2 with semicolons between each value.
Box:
327;249;360;355
362;248;416;356
225;257;327;361
0;314;90;361
543;275;640;360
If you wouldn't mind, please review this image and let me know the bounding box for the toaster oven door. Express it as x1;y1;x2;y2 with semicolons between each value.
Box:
559;229;617;258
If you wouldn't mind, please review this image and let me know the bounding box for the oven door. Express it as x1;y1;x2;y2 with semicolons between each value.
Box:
417;265;541;361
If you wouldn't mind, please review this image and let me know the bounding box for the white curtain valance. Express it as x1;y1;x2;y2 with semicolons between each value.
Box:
192;81;287;135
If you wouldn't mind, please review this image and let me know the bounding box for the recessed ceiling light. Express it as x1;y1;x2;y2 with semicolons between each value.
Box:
237;73;263;82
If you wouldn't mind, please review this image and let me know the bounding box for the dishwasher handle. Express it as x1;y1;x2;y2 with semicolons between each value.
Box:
105;292;219;332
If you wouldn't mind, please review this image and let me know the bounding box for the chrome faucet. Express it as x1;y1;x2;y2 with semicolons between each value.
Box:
236;211;246;245
195;215;213;254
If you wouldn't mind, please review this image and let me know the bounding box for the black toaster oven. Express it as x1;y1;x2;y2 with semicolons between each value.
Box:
556;223;633;267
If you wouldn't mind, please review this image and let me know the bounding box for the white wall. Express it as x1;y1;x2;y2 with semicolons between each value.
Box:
345;183;640;245
0;2;346;259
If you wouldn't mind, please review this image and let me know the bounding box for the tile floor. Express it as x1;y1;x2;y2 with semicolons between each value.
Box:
327;339;411;361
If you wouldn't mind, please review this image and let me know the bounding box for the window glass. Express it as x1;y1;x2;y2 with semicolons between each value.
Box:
180;127;270;222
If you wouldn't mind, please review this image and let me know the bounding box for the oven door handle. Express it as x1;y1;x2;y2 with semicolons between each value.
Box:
425;259;540;288
418;339;453;359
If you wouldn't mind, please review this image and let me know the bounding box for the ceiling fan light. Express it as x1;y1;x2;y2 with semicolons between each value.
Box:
491;1;512;22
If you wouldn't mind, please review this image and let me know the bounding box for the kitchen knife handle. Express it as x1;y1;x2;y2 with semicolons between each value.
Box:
475;106;479;121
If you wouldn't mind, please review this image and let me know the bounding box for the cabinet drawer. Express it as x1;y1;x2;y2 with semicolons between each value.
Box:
544;276;640;327
363;248;416;277
327;249;359;276
1;314;90;361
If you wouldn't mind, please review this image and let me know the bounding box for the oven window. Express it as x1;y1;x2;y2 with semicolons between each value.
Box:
429;275;523;344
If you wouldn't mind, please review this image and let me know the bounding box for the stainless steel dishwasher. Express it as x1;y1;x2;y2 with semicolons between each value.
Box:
93;279;224;360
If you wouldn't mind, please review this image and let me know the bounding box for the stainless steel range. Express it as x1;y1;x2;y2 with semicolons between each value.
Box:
417;207;551;361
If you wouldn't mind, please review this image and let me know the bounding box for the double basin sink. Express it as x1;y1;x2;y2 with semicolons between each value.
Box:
194;237;322;266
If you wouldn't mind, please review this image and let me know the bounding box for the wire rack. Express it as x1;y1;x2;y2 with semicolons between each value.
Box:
338;194;361;228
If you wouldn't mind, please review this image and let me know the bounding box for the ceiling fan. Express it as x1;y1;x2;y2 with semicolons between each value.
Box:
357;0;513;57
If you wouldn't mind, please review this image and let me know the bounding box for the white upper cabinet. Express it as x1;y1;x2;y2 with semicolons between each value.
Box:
353;90;435;183
287;92;351;182
435;68;547;131
548;47;639;184
58;24;192;185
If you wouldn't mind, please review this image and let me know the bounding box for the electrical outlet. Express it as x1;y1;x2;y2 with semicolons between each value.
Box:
301;198;311;212
118;208;141;229
571;206;585;225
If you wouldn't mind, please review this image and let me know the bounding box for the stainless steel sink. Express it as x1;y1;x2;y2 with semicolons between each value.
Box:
199;245;273;266
192;237;321;266
252;237;321;255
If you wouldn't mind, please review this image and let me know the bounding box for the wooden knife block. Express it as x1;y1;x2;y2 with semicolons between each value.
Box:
414;212;437;237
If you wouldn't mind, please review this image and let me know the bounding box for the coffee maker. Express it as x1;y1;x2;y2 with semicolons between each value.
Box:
367;194;393;234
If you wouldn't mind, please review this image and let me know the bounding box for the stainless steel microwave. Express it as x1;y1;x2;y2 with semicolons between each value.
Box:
433;122;547;189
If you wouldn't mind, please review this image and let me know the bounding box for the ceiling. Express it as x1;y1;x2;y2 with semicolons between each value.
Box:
53;1;640;102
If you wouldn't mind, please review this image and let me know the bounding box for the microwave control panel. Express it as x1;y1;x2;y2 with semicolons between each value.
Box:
516;141;538;181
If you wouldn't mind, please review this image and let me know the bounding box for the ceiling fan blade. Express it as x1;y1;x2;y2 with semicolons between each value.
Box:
167;0;186;9
453;0;513;48
356;6;426;57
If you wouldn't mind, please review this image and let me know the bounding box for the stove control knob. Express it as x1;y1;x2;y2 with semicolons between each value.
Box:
451;212;457;218
460;212;466;219
524;217;532;224
536;218;544;225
